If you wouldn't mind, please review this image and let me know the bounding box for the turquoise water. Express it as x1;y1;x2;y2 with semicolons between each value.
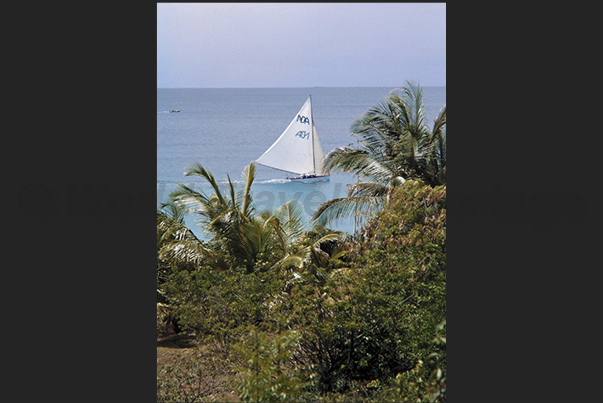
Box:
157;87;446;239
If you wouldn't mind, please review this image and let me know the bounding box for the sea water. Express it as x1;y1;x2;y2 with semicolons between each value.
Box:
157;87;446;239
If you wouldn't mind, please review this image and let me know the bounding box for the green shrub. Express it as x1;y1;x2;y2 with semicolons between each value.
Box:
235;329;310;402
289;182;446;395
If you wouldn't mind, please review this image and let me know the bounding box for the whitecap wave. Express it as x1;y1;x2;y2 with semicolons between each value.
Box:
255;178;290;184
216;178;290;185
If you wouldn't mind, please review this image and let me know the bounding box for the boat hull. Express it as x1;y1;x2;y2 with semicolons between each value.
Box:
286;175;330;183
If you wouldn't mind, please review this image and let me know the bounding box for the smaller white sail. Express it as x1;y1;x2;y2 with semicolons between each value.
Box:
312;121;325;176
256;96;327;177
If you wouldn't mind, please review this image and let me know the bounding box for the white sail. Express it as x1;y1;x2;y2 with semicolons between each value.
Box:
312;121;325;176
256;96;327;177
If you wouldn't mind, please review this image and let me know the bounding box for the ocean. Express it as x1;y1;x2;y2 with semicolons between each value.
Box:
157;87;446;239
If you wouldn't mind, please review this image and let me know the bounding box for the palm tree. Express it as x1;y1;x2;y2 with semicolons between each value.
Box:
311;81;446;227
168;161;309;272
167;162;256;270
235;199;306;272
157;200;210;270
157;199;228;274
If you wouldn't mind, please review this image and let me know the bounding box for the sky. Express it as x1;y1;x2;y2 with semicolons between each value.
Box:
157;3;446;88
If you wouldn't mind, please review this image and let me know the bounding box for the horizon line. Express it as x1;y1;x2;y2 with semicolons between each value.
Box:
157;85;447;89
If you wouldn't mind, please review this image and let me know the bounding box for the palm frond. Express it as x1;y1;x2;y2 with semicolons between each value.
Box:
323;147;368;173
168;184;217;216
240;219;279;266
157;210;183;246
276;254;304;269
311;232;343;246
273;199;306;243
157;211;195;243
432;105;447;139
432;105;447;170
360;158;401;184
404;80;426;130
183;162;227;207
226;173;237;209
168;184;225;232
350;100;401;156
240;162;256;218
311;195;385;227
385;92;411;131
158;200;186;224
348;182;389;198
158;238;211;267
323;147;396;184
208;207;237;228
157;208;209;267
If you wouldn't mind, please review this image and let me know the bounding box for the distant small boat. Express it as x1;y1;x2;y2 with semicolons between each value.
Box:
256;95;329;182
169;109;180;113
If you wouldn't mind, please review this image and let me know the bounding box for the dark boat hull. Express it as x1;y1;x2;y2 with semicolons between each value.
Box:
285;175;330;183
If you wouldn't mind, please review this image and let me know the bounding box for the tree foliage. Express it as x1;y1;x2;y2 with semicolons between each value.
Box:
312;81;446;227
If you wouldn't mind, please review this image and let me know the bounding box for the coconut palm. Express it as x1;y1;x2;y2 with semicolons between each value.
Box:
166;162;256;269
311;81;446;227
168;161;309;272
236;199;306;271
157;200;211;268
157;199;227;272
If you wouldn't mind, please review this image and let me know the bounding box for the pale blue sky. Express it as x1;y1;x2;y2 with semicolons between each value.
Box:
157;3;446;88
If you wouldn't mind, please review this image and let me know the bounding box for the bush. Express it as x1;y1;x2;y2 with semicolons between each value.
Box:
160;263;288;343
289;182;446;395
235;329;310;402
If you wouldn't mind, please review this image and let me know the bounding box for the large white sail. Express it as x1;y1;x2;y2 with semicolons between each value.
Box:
256;96;326;176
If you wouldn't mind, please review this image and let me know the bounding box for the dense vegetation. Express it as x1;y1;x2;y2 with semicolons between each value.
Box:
157;83;446;402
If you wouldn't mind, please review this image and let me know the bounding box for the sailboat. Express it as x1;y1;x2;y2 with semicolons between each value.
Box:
256;95;330;182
